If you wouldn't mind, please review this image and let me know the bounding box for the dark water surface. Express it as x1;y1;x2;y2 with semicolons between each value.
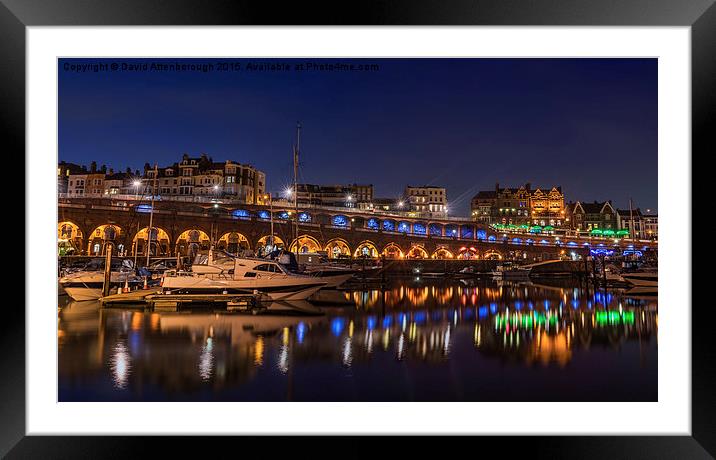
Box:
58;278;657;401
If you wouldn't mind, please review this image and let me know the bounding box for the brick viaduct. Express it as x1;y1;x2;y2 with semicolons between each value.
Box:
57;198;657;262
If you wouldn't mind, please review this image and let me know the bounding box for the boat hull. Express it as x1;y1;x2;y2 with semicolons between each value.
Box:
161;276;326;301
311;274;354;289
63;287;104;302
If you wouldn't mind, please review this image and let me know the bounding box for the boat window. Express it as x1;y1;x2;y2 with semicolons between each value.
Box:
244;272;257;277
254;264;278;272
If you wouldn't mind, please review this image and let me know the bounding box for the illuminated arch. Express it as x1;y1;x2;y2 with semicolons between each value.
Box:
217;232;251;253
86;224;123;255
289;235;322;254
257;235;285;253
58;221;83;256
325;238;352;259
175;229;211;257
483;249;503;260
354;240;379;258
382;243;404;259
431;247;454;259
457;247;479;260
406;245;429;259
133;226;171;256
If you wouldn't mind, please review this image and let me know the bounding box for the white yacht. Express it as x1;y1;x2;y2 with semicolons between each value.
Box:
161;257;328;301
59;258;145;301
199;249;354;289
491;263;531;279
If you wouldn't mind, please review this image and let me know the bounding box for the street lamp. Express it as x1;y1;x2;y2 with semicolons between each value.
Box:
132;179;142;200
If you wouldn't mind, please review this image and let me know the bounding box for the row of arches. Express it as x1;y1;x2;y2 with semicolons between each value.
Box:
58;222;505;260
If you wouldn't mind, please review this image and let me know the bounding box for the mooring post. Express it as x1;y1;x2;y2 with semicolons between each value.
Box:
600;254;607;287
102;242;113;297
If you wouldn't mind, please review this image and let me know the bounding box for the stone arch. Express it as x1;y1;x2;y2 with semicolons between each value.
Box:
406;245;429;259
175;229;211;257
432;247;454;259
289;235;322;254
217;232;251;254
325;238;352;259
87;224;123;255
354;240;379;258
133;226;171;257
257;235;285;252
457;247;479;260
483;249;503;260
382;242;404;259
57;221;83;256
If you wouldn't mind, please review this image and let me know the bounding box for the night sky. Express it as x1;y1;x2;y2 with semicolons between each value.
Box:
59;58;657;216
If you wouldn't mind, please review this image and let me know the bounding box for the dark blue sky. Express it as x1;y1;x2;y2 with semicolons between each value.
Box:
59;58;657;215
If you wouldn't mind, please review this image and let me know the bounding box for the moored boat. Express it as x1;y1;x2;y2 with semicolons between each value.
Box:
491;263;531;279
161;257;327;301
59;258;146;301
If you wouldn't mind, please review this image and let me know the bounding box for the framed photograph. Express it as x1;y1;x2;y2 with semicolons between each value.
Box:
4;0;712;456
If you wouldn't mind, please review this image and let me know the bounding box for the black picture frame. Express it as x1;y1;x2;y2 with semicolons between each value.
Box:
3;0;712;457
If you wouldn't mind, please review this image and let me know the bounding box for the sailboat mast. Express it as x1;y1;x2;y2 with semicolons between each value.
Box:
293;122;300;246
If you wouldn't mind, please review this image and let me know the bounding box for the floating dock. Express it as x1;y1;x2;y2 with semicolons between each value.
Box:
99;289;269;312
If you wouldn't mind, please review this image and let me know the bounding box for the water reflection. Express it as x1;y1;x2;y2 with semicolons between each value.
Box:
58;278;657;401
110;341;130;389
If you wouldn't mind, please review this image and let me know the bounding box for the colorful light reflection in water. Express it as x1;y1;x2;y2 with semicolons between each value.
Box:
58;278;657;402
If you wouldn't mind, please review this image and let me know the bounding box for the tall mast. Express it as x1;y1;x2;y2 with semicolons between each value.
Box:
293;122;301;247
146;163;158;267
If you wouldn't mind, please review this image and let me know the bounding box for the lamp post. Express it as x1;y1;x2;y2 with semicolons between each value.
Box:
264;192;274;252
132;179;143;267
